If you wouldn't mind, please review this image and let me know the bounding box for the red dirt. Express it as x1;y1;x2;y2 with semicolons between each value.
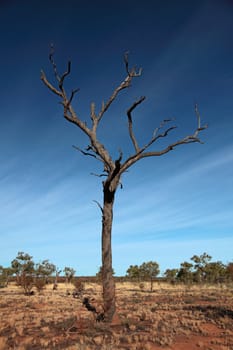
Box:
0;282;232;349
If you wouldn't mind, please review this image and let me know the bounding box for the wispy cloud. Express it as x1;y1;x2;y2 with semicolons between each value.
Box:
1;133;232;274
114;143;233;238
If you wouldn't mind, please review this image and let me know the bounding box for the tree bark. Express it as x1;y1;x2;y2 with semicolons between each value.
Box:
101;182;116;322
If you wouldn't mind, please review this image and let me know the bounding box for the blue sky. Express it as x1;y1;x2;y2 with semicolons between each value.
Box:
0;0;233;275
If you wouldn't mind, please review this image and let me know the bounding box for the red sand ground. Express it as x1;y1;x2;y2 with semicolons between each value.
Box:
0;282;232;349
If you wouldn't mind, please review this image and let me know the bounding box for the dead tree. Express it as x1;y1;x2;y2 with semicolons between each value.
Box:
41;50;207;322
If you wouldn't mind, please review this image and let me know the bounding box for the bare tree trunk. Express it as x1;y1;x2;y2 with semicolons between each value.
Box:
150;278;153;292
41;50;207;323
101;182;116;322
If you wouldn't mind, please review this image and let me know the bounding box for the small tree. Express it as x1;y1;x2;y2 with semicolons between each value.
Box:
126;262;160;290
0;266;14;287
63;267;76;283
139;261;160;291
177;261;194;285
72;278;85;297
204;261;226;283
226;262;233;282
191;252;212;283
126;265;141;282
53;267;61;290
41;50;207;322
11;252;35;295
164;268;179;284
35;260;56;281
34;260;56;292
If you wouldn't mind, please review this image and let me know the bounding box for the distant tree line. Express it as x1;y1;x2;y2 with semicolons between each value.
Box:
1;252;233;294
163;253;233;285
0;252;76;294
125;253;233;287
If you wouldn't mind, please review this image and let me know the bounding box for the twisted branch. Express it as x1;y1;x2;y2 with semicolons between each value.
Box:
93;200;104;214
120;106;207;174
72;145;102;161
127;96;146;152
41;49;207;184
96;53;142;124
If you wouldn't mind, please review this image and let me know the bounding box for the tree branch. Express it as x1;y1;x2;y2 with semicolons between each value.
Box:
140;113;207;158
59;61;71;89
49;44;60;82
67;88;80;106
90;172;107;178
194;103;207;138
41;70;63;97
96;53;142;124
124;52;142;77
48;45;72;91
72;145;102;161
127;96;146;152
120;107;207;174
63;105;90;135
140;120;177;154
97;78;131;122
90;102;96;121
93;200;103;214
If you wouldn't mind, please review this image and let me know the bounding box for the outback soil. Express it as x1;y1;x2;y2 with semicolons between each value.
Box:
0;282;232;350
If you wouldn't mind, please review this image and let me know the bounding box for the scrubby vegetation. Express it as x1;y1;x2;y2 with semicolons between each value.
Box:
126;253;233;287
0;251;232;294
164;252;233;285
1;252;75;295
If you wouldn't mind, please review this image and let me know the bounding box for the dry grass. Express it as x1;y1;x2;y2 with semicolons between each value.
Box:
0;282;232;349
